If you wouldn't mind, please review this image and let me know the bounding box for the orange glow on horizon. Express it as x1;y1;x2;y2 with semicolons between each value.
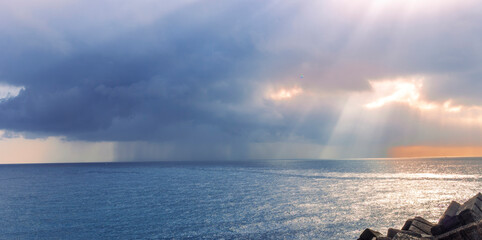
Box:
390;145;482;158
0;131;115;164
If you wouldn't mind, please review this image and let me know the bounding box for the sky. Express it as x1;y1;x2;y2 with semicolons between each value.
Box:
1;0;482;163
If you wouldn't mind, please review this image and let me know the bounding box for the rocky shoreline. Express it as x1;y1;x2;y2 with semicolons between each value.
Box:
358;193;482;240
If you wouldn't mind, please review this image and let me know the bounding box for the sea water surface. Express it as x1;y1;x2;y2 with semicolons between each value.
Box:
0;159;481;239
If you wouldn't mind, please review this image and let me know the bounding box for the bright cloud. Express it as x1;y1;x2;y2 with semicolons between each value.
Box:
0;0;481;161
365;77;463;112
268;86;303;101
0;84;24;101
364;77;482;125
365;78;437;110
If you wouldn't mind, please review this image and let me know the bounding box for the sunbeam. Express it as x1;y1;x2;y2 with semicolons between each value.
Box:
365;77;482;126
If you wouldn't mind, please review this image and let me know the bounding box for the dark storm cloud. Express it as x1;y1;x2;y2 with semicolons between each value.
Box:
0;0;339;144
1;0;482;159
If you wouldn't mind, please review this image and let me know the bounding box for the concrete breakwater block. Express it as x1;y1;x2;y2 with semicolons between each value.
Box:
435;220;482;240
403;219;414;231
358;228;383;240
432;216;463;236
440;201;462;223
388;228;422;238
357;192;482;240
392;232;429;240
438;201;463;232
457;193;482;225
409;217;435;235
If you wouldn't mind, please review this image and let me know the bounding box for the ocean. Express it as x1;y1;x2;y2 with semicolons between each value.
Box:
0;159;481;239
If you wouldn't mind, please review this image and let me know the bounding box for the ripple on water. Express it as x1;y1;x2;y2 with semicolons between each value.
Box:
0;159;480;239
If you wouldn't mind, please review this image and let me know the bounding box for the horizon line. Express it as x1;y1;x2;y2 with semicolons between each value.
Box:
2;156;482;165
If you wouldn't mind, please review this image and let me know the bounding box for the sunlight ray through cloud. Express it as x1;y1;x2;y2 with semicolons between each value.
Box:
365;78;437;110
322;75;482;159
0;0;482;162
364;77;482;125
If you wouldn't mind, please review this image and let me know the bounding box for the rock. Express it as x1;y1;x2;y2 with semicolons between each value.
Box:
408;217;435;235
358;194;482;240
431;224;445;236
393;232;422;240
431;216;462;236
439;201;461;224
434;220;482;240
456;193;482;225
439;201;462;231
403;219;414;230
461;223;482;240
458;207;482;226
435;230;464;240
420;234;435;239
432;198;478;236
388;228;422;238
358;228;384;240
